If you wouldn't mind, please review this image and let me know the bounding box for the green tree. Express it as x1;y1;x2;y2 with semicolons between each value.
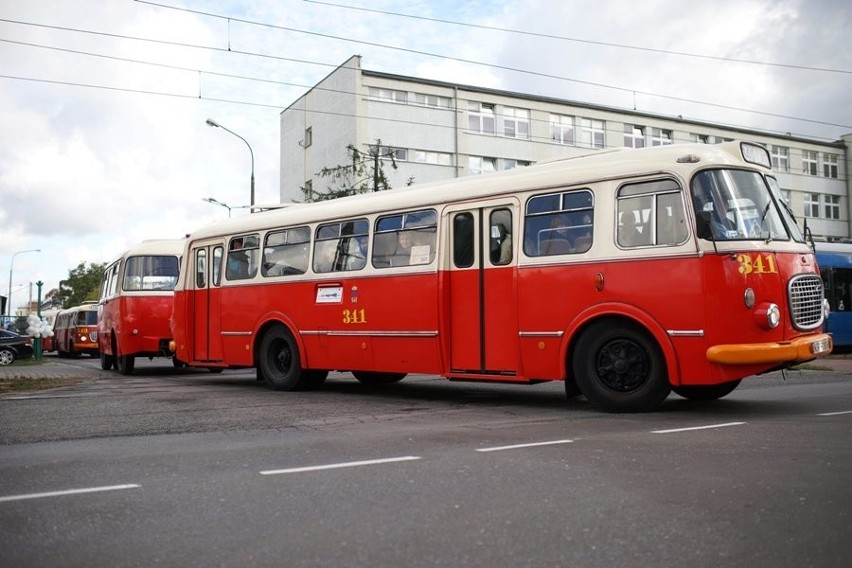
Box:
303;140;412;202
55;262;106;308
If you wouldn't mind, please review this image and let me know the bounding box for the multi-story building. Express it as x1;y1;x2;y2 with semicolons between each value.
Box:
280;55;850;241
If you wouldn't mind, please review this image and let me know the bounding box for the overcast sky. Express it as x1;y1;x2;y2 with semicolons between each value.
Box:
1;0;850;311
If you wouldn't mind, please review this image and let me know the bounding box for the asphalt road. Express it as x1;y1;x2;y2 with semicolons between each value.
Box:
1;356;851;567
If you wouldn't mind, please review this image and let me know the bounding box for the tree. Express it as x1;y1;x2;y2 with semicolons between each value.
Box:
303;140;412;202
54;262;106;308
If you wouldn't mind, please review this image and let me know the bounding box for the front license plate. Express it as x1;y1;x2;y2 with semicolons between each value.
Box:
811;337;831;355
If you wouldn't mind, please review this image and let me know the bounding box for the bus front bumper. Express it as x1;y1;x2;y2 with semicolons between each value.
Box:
706;333;833;365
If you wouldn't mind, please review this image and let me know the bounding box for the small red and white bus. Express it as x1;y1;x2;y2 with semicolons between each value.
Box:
98;239;183;374
171;141;831;412
53;302;99;357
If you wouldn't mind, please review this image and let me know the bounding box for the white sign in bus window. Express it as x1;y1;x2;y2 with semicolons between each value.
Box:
410;245;431;265
316;286;343;303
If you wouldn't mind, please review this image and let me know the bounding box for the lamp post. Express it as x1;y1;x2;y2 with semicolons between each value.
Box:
7;248;41;321
205;118;255;211
202;197;233;218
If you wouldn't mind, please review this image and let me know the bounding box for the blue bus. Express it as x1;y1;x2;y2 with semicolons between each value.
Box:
815;242;852;350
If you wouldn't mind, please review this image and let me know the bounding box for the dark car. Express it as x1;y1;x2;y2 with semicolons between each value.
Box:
0;329;34;365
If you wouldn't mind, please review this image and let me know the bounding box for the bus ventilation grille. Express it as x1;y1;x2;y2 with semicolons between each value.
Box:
788;274;825;331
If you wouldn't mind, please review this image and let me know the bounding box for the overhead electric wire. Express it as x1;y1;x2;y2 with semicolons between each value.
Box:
303;0;852;75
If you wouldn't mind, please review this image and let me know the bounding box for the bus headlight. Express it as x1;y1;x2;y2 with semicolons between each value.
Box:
754;302;780;329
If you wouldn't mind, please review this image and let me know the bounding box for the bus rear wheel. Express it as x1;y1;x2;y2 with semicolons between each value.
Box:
258;326;317;391
100;350;114;371
352;371;406;384
572;321;670;413
673;380;742;401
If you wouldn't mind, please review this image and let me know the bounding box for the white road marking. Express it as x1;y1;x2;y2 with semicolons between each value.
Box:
260;456;421;475
476;439;574;453
818;410;852;416
652;422;746;434
0;484;141;503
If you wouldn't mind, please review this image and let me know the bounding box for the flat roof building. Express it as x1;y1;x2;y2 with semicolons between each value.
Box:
280;55;850;241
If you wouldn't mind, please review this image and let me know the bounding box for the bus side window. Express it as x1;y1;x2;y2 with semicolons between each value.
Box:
212;246;223;287
314;219;369;273
373;210;437;269
226;235;260;280
490;209;512;265
195;249;207;288
524;189;593;256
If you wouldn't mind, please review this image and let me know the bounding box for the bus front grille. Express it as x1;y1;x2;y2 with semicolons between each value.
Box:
788;274;824;331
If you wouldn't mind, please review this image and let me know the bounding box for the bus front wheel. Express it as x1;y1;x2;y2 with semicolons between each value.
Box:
258;326;316;391
572;321;670;413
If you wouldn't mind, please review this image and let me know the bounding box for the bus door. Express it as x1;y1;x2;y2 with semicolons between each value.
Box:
446;201;519;375
189;242;225;362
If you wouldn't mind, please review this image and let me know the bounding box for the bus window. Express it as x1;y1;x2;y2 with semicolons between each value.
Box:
123;255;180;291
196;249;207;288
263;226;310;277
372;210;437;268
314;219;369;273
226;235;260;280
490;209;513;265
617;179;686;248
831;268;852;312
524;189;593;256
212;246;223;287
453;212;474;268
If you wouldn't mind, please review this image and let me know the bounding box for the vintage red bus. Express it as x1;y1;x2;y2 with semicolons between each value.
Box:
98;239;183;374
170;141;831;412
53;302;99;357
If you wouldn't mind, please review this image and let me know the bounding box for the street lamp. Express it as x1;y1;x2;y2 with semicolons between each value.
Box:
202;197;232;218
7;248;41;320
205;118;255;211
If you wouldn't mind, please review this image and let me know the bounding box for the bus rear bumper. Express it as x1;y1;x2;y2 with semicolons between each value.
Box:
706;333;833;365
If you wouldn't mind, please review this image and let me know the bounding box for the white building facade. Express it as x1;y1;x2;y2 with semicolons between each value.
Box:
281;56;850;241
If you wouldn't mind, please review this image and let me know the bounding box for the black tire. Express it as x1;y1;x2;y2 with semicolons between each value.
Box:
572;321;670;412
172;358;186;368
673;380;742;401
100;350;114;371
352;371;406;384
257;325;315;391
0;347;15;366
117;354;135;375
564;376;582;399
207;367;223;374
68;342;80;359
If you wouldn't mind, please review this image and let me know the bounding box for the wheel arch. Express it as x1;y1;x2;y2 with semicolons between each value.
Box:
563;303;681;387
252;313;308;369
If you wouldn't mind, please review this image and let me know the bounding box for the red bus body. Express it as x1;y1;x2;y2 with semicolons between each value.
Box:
98;239;183;375
52;303;99;357
171;142;831;412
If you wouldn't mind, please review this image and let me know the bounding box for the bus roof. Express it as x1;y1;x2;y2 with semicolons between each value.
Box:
111;238;185;263
187;140;765;242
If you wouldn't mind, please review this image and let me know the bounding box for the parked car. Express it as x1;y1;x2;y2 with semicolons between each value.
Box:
0;329;34;365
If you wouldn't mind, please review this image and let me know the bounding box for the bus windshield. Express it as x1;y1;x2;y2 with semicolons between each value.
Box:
691;169;788;241
123;255;180;291
75;310;98;325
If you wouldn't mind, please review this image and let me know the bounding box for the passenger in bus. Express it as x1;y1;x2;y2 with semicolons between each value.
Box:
391;231;414;266
618;211;644;247
226;251;250;280
490;222;512;264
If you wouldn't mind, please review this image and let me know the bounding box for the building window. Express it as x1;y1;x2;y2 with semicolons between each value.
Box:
803;150;818;176
503;159;530;170
468;102;495;135
804;193;820;218
413;150;452;165
624;124;645;148
368;87;407;103
550;114;574;145
413;93;451;108
825;195;841;220
469;156;496;175
578;118;605;149
824;154;839;179
771;146;789;172
502;107;530;139
303;127;312;148
650;128;673;146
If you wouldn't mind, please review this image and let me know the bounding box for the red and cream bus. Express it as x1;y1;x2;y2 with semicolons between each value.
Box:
98;239;183;374
52;302;99;357
170;141;831;412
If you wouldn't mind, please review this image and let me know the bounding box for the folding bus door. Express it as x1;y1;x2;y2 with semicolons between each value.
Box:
446;201;519;376
189;243;224;363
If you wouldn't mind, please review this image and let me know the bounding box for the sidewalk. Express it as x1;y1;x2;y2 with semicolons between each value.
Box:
0;359;99;380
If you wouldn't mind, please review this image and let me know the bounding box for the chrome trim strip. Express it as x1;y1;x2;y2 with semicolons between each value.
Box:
518;331;565;338
667;330;705;337
300;330;439;338
221;331;252;336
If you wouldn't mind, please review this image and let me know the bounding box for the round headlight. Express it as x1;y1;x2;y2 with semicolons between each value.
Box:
766;304;781;328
